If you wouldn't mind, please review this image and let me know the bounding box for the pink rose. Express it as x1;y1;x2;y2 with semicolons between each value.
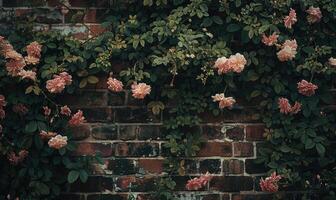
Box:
260;172;282;192
277;39;297;62
60;105;71;116
297;80;318;96
18;70;36;81
69;110;86;127
214;53;247;74
12;104;29;115
186;172;212;191
46;72;72;93
278;98;301;115
262;32;279;46
283;8;297;29
131;83;151;99
26;41;42;59
48;135;68;149
306;6;322;24
40;130;57;140
107;77;123;92
212;93;236;109
43;106;51;116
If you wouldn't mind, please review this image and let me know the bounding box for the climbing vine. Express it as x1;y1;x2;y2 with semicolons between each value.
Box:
0;0;336;199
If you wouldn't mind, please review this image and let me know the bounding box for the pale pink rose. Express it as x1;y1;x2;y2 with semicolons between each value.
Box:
48;135;68;149
69;110;86;127
0;109;5;119
212;93;236;109
43;106;51;116
5;50;22;60
297;80;318;96
278;98;301;115
40;130;57;140
284;8;297;29
227;53;247;73
214;53;247;74
18;70;36;81
328;57;336;67
107;77;123;92
46;76;66;93
186;172;212;190
26;41;42;58
214;57;230;74
57;72;72;85
260;172;282;192
277;39;297;62
262;32;279;46
8;150;28;165
5;58;26;76
306;6;322;24
12;104;29;115
131;83;151;99
0;95;7;107
24;56;40;65
60;105;71;116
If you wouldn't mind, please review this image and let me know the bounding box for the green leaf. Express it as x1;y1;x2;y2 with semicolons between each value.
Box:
226;24;241;32
280;145;291;153
87;76;99;84
79;78;88;88
67;170;80;183
25;121;38;133
316;143;325;156
79;170;88;182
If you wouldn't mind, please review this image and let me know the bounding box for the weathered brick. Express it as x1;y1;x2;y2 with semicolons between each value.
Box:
69;123;90;140
199;159;221;174
87;194;127;200
119;125;138;140
138;125;162;140
108;91;126;106
210;176;254;192
232;194;273;200
201;125;223;140
107;159;135;175
69;176;105;192
115;142;159;157
116;176;156;192
226;125;245;141
233;142;254;157
223;159;244;174
91;124;118;140
114;108;161;123
89;24;106;37
138;159;164;174
81;107;111;122
246;124;265;141
200;109;260;123
197;142;232;157
245;159;268;174
3;0;46;7
74;142;113;157
60;91;107;107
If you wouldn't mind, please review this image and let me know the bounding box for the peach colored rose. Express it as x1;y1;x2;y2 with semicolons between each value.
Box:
18;70;36;81
40;130;57;140
0;95;7;107
306;6;322;24
48;135;68;149
328;57;336;67
260;172;282;192
8;150;28;165
284;8;297;29
131;83;151;99
214;53;247;74
5;58;26;76
214;57;230;74
43;106;51;116
57;72;72;85
186;172;212;191
12;104;29;115
277;39;297;62
212;93;236;109
262;32;279;46
26;41;42;58
46;76;66;93
60;105;71;116
278;98;301;115
24;56;40;65
297;80;318;96
69;110;86;127
107;77;123;92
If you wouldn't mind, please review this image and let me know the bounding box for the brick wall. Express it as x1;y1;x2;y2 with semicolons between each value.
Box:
1;1;285;200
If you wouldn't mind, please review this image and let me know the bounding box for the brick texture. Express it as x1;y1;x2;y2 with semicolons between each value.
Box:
2;1;270;199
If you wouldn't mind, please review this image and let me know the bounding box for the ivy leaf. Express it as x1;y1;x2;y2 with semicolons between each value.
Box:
316;143;325;156
79;78;88;88
87;76;99;84
67;170;80;183
79;170;88;183
227;24;241;32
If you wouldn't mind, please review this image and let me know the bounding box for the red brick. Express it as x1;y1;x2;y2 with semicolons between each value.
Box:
233;142;254;157
69;123;91;140
89;24;106;37
74;142;113;157
197;142;232;157
138;159;164;174
210;176;253;192
15;9;31;17
84;9;97;23
116;176;156;192
223;159;244;174
246;124;266;141
115;143;160;157
232;194;273;200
